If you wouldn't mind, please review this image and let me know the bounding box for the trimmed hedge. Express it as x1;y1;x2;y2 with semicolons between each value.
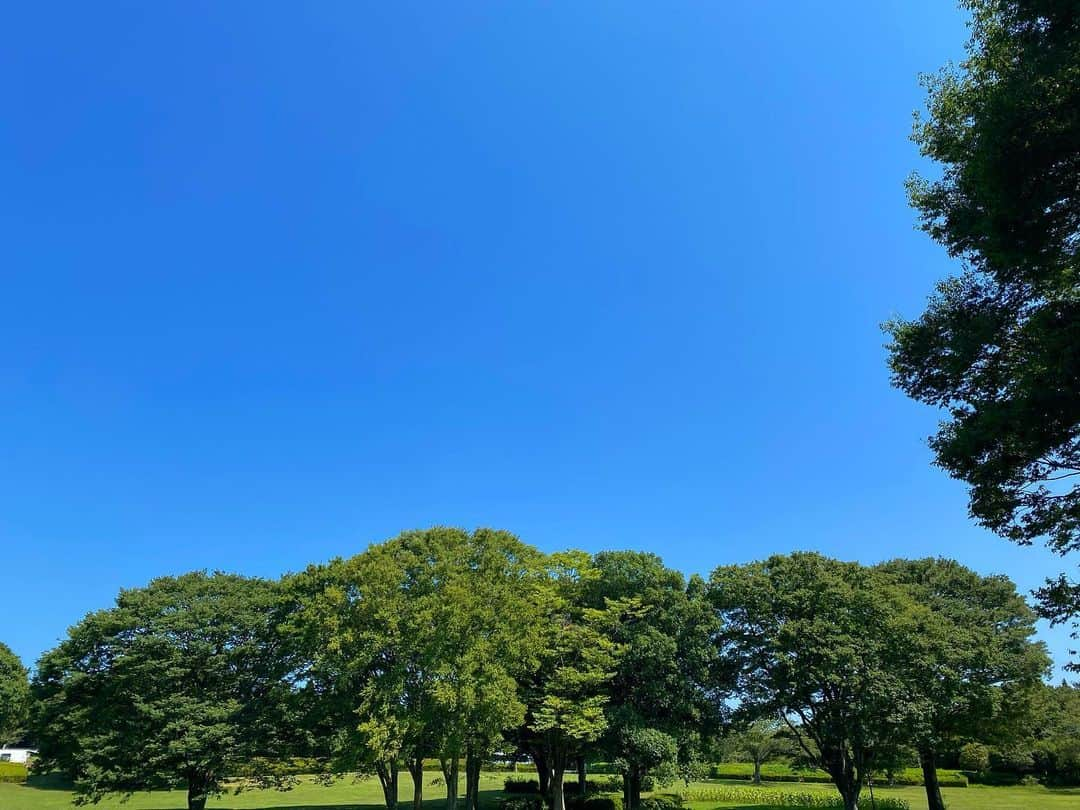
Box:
570;796;623;810
505;779;541;794
707;763;967;788
639;793;683;810
500;797;544;810
680;786;909;810
0;762;28;784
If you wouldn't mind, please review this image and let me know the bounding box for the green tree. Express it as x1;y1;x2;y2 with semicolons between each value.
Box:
581;552;724;810
0;641;30;746
877;558;1050;810
518;551;620;810
709;553;926;810
294;528;543;810
1014;681;1080;784
886;0;1080;649
724;720;791;786
32;572;302;810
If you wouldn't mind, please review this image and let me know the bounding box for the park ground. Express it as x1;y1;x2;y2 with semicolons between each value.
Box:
2;773;1079;810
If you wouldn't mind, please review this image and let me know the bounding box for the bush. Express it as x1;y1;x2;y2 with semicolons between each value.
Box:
505;779;541;794
564;777;622;794
679;786;908;809
639;793;682;810
573;796;623;810
500;797;544;810
958;743;991;774
0;762;28;784
707;762;966;788
229;757;326;777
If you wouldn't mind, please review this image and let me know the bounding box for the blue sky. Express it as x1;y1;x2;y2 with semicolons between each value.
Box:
1;1;1073;675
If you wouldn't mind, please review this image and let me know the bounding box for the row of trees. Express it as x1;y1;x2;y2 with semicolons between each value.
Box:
10;528;1061;810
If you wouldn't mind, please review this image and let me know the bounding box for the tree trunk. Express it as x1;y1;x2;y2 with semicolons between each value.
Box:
408;757;424;810
920;749;947;810
628;770;642;810
442;757;460;810
465;747;482;810
622;774;630;810
576;757;587;797
376;761;400;810
187;772;210;810
550;751;567;810
533;750;552;807
838;783;859;810
753;758;762;786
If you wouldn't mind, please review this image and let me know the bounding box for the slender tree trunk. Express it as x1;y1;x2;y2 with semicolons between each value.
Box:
753;758;762;786
442;757;460;810
628;769;642;810
376;761;400;810
408;757;424;810
550;750;567;810
920;749;947;810
622;774;631;810
533;750;552;807
464;747;475;810
576;758;587;797
187;772;210;810
465;747;482;810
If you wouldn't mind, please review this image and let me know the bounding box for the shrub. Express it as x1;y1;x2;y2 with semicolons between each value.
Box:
0;762;28;784
707;762;966;788
573;796;623;810
500;797;544;810
679;786;908;809
564;777;622;794
505;779;541;794
639;793;682;810
958;743;991;774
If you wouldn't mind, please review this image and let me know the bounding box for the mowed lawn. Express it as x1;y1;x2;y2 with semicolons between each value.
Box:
3;775;1080;810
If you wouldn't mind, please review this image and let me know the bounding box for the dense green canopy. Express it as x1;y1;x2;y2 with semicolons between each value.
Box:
0;641;30;746
887;0;1080;642
32;572;303;810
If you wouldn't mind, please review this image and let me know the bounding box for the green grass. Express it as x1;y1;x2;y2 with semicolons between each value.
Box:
2;774;1078;810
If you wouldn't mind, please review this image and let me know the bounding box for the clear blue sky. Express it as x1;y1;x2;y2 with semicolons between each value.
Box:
1;1;1073;675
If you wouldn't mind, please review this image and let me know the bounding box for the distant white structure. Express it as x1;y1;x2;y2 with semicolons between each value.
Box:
0;748;35;764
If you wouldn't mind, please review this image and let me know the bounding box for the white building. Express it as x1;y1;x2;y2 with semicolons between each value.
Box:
0;748;35;764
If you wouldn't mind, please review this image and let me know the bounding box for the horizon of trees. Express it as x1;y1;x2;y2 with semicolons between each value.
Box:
10;526;1073;810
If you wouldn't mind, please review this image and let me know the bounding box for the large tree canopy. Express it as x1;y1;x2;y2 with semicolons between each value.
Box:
709;553;928;810
0;641;30;746
32;572;303;810
581;552;723;810
292;527;544;810
877;558;1050;810
886;0;1080;641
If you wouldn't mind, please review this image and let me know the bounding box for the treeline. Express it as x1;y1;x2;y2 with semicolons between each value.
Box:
15;528;1076;810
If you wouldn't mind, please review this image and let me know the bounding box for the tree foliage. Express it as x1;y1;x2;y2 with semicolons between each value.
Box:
581;552;723;809
31;572;303;810
886;0;1080;646
709;553;928;810
0;641;30;746
877;558;1050;809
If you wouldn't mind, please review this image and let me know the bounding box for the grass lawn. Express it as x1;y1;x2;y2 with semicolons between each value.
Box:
2;774;1079;810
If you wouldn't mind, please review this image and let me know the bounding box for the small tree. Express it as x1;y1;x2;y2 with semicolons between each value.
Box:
0;641;30;746
726;720;791;786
